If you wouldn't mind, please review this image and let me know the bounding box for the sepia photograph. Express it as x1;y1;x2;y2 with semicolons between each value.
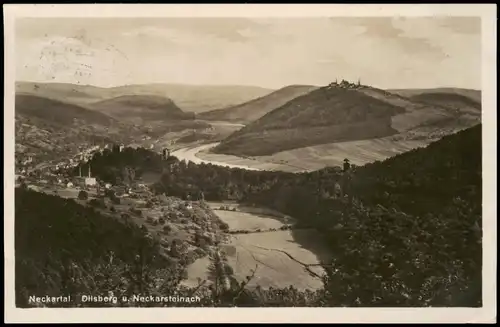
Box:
4;3;497;324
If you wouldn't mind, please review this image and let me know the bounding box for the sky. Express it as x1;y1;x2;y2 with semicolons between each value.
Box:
15;17;481;90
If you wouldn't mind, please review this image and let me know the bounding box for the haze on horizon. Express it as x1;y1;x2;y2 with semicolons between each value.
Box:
15;17;481;90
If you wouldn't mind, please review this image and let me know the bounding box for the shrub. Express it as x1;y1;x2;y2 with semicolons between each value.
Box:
163;225;172;234
130;208;142;217
224;263;234;275
219;222;230;231
89;198;106;208
193;247;206;258
78;190;88;200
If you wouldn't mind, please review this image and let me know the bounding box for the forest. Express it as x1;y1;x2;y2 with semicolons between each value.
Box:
20;124;482;307
69;146;165;184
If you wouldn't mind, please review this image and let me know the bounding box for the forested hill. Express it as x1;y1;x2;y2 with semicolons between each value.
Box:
351;123;482;216
249;124;482;306
154;124;483;306
15;188;182;308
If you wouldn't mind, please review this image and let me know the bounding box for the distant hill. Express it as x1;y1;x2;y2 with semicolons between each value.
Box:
213;83;481;157
89;95;194;123
213;84;406;156
16;82;106;105
15;94;115;127
16;81;274;113
14;94;135;162
198;85;319;124
388;88;481;103
409;92;481;114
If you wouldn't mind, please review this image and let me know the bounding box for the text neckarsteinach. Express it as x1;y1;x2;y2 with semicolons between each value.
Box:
29;294;202;304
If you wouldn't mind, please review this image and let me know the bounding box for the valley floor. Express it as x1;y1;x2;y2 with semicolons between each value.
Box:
183;202;331;291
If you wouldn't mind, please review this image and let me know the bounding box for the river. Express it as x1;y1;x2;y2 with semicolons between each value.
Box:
171;143;263;171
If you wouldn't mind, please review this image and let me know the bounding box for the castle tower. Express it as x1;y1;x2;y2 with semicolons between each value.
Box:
162;148;171;160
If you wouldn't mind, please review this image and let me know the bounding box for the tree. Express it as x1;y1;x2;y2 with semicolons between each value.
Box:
163;225;172;234
78;190;88;200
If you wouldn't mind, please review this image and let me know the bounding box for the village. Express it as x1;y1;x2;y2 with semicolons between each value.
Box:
15;142;232;284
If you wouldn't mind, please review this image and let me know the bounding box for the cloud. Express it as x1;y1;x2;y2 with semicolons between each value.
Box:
15;17;482;89
331;17;447;59
435;17;481;35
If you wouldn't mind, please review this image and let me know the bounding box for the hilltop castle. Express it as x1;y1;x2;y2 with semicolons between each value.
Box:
328;78;364;89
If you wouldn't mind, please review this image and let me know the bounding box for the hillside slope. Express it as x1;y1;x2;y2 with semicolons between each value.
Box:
15;94;116;127
90;95;194;123
409;92;481;114
253;124;483;306
214;83;481;157
15;95;134;163
198;85;318;124
213;84;407;156
388;88;481;103
15;188;181;307
16;82;106;105
16;81;274;113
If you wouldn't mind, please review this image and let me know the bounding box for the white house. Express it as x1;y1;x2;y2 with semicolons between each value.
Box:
85;177;97;186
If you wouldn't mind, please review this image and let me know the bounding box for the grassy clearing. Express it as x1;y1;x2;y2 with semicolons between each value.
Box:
226;231;327;291
258;137;430;170
214;210;286;232
183;204;331;291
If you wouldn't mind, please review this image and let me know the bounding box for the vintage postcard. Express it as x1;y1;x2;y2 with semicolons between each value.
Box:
4;3;497;323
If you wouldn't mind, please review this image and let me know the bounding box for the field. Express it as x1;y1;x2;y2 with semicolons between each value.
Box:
183;203;331;291
257;137;431;170
196;137;431;172
225;230;328;291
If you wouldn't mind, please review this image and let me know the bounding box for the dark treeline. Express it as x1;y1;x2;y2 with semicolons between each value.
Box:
24;124;482;307
70;147;165;184
154;160;298;202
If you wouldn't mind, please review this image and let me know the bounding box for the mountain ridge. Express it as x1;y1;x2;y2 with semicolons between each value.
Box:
213;83;481;157
15;81;275;113
198;84;319;124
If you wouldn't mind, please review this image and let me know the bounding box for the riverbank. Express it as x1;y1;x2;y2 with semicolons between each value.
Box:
175;136;431;174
